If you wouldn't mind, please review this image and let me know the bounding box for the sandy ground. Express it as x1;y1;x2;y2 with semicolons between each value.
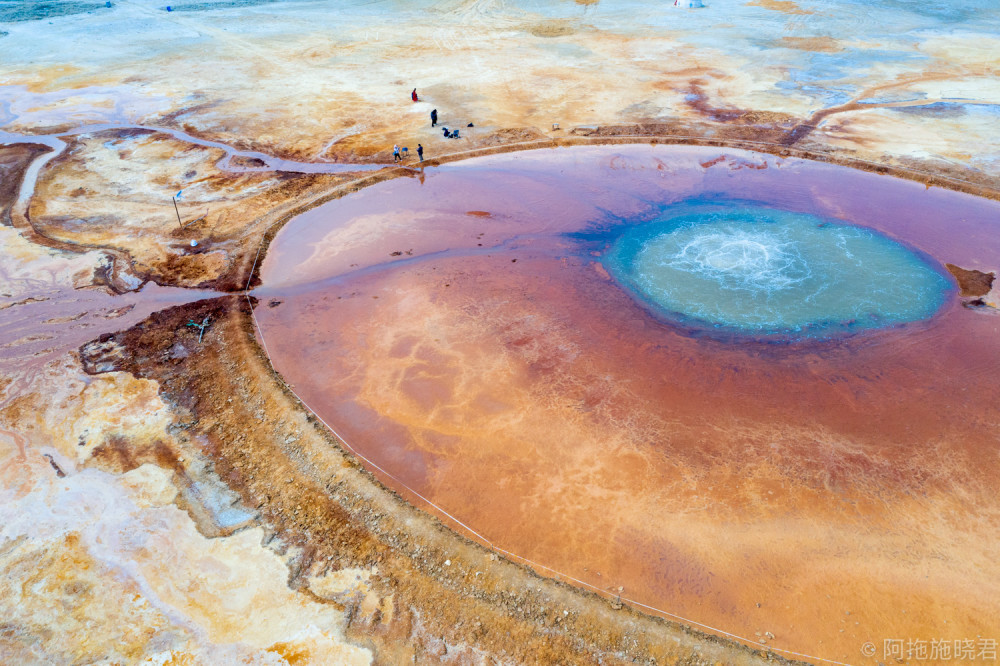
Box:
2;0;1000;664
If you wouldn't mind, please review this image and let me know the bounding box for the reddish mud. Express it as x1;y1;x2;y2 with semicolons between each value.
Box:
254;145;1000;664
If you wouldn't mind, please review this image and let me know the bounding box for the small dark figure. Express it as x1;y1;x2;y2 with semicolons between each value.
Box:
467;123;474;127
450;128;460;139
442;127;450;137
417;144;424;161
430;109;438;127
393;144;401;162
411;88;418;102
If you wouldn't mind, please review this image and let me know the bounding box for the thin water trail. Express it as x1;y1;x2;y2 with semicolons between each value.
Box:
0;121;389;228
0;109;385;378
0;132;66;226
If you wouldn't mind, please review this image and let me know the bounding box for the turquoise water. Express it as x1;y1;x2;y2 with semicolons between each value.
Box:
602;202;952;337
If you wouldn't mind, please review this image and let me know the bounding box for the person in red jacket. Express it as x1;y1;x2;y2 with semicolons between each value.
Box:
411;88;418;102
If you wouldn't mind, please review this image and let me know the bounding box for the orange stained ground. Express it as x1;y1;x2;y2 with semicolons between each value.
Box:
255;146;1000;664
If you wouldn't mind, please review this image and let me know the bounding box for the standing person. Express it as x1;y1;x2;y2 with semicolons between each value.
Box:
393;144;401;162
417;144;424;161
430;108;438;127
411;88;418;102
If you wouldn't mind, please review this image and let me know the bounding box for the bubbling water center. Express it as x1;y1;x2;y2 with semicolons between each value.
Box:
254;145;1000;663
603;202;951;336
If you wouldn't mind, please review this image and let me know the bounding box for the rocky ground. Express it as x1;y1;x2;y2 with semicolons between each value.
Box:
2;0;999;664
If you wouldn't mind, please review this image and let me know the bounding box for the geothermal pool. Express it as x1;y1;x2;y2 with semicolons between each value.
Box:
255;145;1000;663
602;201;951;337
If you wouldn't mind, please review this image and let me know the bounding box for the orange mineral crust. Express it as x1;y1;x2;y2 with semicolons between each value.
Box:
255;146;1000;663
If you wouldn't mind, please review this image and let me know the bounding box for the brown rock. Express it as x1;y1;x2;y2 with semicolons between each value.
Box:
946;263;995;297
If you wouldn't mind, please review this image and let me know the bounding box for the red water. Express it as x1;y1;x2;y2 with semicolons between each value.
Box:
256;145;1000;664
